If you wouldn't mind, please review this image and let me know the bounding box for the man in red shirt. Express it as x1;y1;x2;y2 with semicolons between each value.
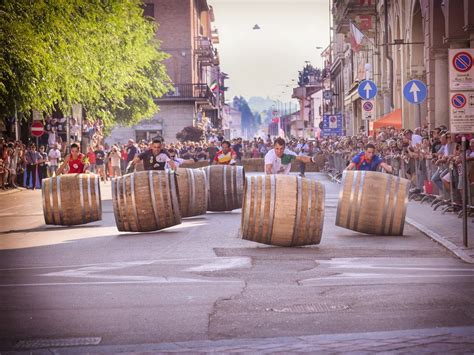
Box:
57;143;90;174
213;141;237;165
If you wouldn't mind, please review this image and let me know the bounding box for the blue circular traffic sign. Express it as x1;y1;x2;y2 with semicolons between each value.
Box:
452;52;473;73
358;80;377;100
451;93;467;109
403;79;427;104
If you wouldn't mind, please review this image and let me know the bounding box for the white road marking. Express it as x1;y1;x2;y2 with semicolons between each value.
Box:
0;257;248;272
0;257;250;287
186;257;251;272
0;279;241;288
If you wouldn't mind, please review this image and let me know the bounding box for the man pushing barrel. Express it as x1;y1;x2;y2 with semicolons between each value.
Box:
56;143;90;175
264;137;317;175
345;143;393;173
129;138;177;171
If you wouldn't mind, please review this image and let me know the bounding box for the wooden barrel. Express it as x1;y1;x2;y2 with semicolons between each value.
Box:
202;165;245;211
112;171;181;232
42;174;102;225
241;175;325;247
336;170;410;235
176;168;207;217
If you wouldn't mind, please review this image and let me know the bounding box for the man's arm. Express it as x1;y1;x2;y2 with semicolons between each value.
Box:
380;162;393;174
168;159;177;171
295;155;312;163
56;155;70;175
265;164;273;175
345;162;356;170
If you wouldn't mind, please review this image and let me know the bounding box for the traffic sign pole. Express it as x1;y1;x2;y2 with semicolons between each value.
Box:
462;136;468;247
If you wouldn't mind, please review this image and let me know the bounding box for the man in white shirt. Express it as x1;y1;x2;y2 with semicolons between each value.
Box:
264;137;315;175
48;143;61;177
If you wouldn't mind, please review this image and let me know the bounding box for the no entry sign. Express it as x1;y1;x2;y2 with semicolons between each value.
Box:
31;121;44;137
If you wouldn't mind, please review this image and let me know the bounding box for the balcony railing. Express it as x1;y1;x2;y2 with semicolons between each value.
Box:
158;84;217;108
195;36;219;66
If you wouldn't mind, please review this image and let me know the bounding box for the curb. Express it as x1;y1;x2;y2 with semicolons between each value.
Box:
0;187;26;196
406;217;474;264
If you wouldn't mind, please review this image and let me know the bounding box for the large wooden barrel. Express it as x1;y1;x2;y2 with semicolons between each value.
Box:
176;168;207;217
112;171;181;232
42;174;102;225
202;165;245;211
336;170;410;235
241;175;325;247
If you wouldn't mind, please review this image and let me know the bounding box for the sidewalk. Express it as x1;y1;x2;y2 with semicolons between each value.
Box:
12;326;474;353
406;200;474;263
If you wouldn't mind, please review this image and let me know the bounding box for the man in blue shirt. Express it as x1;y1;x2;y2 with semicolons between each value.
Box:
346;143;393;173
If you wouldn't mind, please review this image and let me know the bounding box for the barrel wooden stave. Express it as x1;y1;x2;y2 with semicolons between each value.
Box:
241;175;324;247
112;171;181;232
203;165;245;211
335;170;410;235
176;168;207;217
42;174;102;225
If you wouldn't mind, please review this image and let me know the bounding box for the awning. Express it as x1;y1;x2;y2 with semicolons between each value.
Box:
372;108;402;130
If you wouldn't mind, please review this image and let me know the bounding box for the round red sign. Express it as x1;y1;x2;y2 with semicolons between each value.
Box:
31;121;44;137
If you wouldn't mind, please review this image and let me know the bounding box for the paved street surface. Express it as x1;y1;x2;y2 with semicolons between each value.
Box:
1;173;473;353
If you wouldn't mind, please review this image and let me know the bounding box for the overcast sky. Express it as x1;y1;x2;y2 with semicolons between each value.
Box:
209;0;331;103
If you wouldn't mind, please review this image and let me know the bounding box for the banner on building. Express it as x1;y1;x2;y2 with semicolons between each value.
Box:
321;114;344;137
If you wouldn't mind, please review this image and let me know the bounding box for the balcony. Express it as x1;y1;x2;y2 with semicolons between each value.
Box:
156;84;217;108
195;36;219;66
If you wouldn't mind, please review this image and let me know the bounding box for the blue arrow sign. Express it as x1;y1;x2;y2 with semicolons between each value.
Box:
357;80;377;100
403;79;427;104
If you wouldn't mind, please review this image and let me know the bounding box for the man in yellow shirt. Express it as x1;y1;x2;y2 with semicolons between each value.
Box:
213;141;237;165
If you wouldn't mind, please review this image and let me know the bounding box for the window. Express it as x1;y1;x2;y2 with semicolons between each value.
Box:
142;3;154;19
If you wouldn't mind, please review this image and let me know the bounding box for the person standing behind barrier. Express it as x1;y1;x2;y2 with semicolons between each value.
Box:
206;141;218;164
264;137;316;175
109;145;122;178
56;143;90;175
126;139;138;167
232;138;243;163
213;141;237;165
431;133;456;193
38;145;48;183
345;143;393;173
25;144;43;190
297;139;313;177
94;145;106;182
130;138;176;171
86;146;96;173
48;143;61;177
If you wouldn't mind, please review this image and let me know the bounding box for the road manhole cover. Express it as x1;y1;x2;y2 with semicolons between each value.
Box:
266;303;349;313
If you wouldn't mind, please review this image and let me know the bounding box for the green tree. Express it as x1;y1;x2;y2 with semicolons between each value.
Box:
0;0;171;126
176;126;203;142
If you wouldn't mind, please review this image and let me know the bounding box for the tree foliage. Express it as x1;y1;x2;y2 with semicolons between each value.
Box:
176;126;203;143
0;0;172;126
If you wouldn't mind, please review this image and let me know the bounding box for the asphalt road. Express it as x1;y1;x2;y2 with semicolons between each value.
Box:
0;172;473;352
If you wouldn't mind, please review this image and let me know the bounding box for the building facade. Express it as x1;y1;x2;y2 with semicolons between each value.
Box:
108;0;224;145
329;0;474;135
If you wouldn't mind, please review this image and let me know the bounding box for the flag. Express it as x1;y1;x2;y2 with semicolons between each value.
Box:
210;80;218;92
350;22;365;53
